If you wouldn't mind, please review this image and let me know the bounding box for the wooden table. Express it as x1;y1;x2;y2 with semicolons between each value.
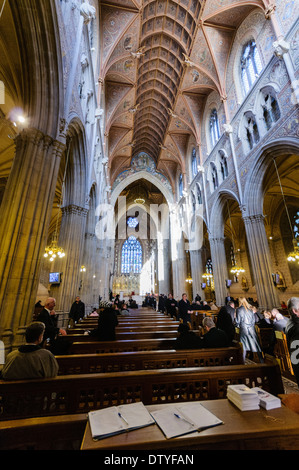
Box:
80;399;299;450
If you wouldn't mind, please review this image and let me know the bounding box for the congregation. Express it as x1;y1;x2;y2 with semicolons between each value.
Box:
1;292;299;390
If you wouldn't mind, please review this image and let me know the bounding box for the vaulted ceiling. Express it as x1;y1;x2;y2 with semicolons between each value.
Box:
101;0;265;190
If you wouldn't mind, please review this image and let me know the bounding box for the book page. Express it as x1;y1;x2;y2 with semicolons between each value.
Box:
150;406;197;439
177;403;223;430
117;402;155;428
89;406;125;439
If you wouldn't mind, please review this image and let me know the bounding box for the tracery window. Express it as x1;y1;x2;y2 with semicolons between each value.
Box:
196;183;202;205
219;150;228;180
209;109;221;147
241;40;263;95
191;147;198;178
121;236;142;274
245;115;260;150
211;163;219;190
127;217;139;229
262;93;280;130
206;258;213;274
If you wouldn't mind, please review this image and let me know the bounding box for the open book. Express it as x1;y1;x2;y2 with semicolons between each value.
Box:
88;402;155;440
150;402;223;439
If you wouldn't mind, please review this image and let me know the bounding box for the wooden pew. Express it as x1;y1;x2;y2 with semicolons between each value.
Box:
55;346;244;375
69;338;177;353
64;331;179;343
190;311;218;329
0;362;284;421
68;324;180;334
273;330;295;380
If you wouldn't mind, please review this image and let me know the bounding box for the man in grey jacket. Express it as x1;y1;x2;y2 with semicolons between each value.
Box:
1;322;59;380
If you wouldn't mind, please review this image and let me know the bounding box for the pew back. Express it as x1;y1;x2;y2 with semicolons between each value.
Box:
0;363;283;421
55;346;244;375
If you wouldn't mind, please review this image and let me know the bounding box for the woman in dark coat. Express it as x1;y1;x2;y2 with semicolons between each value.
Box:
89;306;118;341
236;297;264;363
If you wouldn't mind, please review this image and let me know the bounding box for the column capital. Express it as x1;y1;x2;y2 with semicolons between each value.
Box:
61;204;89;218
242;213;265;225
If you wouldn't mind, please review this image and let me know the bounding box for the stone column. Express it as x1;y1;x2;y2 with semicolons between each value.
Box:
0;128;65;350
50;204;88;314
209;237;228;307
243;214;280;309
189;249;206;300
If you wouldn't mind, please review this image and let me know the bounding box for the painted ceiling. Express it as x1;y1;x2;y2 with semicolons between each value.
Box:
100;0;265;191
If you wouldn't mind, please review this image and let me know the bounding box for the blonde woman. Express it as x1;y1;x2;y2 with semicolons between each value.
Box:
236;297;264;363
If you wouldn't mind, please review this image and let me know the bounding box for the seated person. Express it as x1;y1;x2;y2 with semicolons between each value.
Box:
89;306;119;341
201;301;211;311
174;324;201;350
190;300;202;310
1;322;59;380
89;307;99;317
119;303;130;316
257;310;273;328
271;308;287;332
198;317;229;348
209;302;218;311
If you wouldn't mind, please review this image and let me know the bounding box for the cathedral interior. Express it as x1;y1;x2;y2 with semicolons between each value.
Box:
0;0;298;351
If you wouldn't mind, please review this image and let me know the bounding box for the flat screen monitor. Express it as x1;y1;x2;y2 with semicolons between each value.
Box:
49;272;61;284
226;279;232;287
201;282;206;289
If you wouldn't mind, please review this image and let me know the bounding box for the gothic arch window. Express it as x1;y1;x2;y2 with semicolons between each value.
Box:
219;150;228;181
179;173;183;198
196;183;203;205
211;162;219;190
191;191;196;212
210;109;221;148
191;147;198;178
245;114;260;150
121;236;142;274
241;40;263;95
262;92;280;131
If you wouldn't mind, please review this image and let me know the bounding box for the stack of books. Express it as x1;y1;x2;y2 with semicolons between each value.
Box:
227;384;260;411
227;384;281;411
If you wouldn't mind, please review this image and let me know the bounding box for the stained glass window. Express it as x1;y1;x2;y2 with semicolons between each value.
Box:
127;217;139;228
241;40;263;95
121;236;142;274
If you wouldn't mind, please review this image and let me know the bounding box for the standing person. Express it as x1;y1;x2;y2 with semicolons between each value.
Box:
286;297;299;386
235;297;264;363
69;296;85;325
178;293;193;325
216;303;236;344
1;322;59;380
165;294;177;318
36;298;67;346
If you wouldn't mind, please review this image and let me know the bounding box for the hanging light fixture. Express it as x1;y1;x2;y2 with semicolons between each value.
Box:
273;158;299;264
227;201;245;276
185;276;193;284
44;139;71;262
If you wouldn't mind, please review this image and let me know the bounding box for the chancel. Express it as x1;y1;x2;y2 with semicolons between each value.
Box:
0;0;299;452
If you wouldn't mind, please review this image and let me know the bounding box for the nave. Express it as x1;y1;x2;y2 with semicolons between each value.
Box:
1;304;299;451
